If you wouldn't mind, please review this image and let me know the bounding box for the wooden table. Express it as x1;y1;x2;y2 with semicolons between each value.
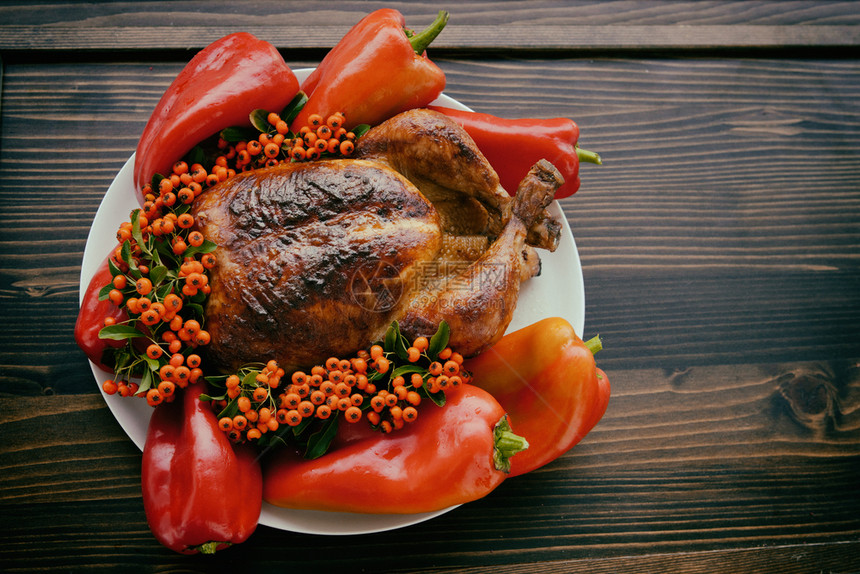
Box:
1;2;858;572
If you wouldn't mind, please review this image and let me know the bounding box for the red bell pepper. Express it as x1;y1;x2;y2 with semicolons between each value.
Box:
428;106;602;200
133;32;300;197
142;382;262;554
465;317;609;477
291;9;448;131
75;252;127;372
262;384;528;514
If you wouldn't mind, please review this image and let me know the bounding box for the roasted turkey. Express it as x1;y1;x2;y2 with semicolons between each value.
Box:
193;109;563;372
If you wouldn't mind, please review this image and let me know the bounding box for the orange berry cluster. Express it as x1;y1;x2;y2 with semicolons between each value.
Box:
208;322;469;451
101;203;215;406
138;108;360;212
352;338;469;434
140;160;227;223
288;112;357;162
208;360;287;442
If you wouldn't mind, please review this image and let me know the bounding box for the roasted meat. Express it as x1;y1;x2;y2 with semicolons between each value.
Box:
194;109;563;372
354;108;562;253
395;158;563;356
193;160;441;372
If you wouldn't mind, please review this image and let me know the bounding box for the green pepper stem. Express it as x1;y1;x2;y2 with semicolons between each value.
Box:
585;334;603;355
493;415;529;474
195;541;228;554
409;10;449;54
576;146;602;165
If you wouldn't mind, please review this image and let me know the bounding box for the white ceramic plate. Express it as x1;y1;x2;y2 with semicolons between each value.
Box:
78;69;585;535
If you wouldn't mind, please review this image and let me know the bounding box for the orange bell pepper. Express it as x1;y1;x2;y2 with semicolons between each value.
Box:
465;317;609;477
291;9;448;131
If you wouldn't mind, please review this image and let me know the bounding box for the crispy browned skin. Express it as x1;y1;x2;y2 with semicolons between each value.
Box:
196;111;564;372
355;108;561;252
397;159;564;357
193;159;441;372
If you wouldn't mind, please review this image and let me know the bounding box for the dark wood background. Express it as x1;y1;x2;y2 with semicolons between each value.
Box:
1;1;858;572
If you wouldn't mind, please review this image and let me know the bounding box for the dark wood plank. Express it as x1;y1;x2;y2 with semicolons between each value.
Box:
1;360;858;570
1;24;857;52
0;1;859;52
3;1;859;27
410;542;860;574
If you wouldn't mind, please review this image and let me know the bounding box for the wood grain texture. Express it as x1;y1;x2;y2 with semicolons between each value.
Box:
1;361;858;571
0;1;859;52
1;24;857;52
0;0;858;571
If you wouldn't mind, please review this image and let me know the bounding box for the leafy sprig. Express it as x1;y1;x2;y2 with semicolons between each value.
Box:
204;321;468;459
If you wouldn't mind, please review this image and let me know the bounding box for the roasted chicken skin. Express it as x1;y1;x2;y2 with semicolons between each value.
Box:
195;109;563;372
193;159;441;372
354;108;561;252
396;159;563;356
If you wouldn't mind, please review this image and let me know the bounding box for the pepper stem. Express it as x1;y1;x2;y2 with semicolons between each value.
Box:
195;541;226;554
408;10;449;55
585;334;603;355
576;146;602;165
493;415;529;474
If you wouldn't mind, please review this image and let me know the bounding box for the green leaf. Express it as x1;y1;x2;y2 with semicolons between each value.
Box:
304;415;340;459
281;91;308;124
351;124;371;139
108;257;122;277
98;325;145;341
182;239;217;257
249;109;272;133
394;327;411;360
148;265;168;287
97;282;114;301
139;367;153;393
217;399;239;420
186;145;205;167
120;240;134;271
142;354;161;372
204;374;229;386
155;281;174;300
241;370;259;388
190;291;208;306
390;364;425;379
186;302;206;321
383;322;398;354
257;431;290;450
153;236;180;264
172;204;192;216
130;210;147;255
421;383;447;407
220;125;259;142
149;173;166;189
109;347;133;372
427;320;450;359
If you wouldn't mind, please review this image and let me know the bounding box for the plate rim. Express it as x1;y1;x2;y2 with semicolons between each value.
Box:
78;68;585;535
